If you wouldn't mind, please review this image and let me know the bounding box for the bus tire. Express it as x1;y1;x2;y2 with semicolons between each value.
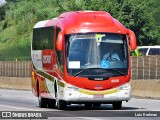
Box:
38;95;47;108
48;99;56;108
93;103;101;107
85;103;92;108
55;92;66;110
57;100;67;110
37;81;47;108
112;101;122;110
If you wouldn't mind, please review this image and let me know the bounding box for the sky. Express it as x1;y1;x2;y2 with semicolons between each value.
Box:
0;0;6;6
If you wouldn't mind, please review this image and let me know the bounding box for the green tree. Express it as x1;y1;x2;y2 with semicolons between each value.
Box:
0;5;6;20
117;0;157;45
144;0;160;45
5;0;20;2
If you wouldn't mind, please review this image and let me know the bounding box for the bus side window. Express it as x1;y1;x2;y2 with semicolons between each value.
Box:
32;27;54;50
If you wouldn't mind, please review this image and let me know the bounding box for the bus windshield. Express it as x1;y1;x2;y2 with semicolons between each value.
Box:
66;33;128;78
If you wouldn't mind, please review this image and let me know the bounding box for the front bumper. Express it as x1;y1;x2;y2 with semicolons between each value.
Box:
58;83;131;103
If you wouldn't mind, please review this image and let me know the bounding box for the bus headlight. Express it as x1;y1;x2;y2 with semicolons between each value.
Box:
117;83;131;90
65;83;80;91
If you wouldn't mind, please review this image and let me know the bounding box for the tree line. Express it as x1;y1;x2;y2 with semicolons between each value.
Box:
0;0;160;46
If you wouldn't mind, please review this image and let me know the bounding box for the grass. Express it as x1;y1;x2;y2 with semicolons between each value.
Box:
0;25;31;61
0;0;63;61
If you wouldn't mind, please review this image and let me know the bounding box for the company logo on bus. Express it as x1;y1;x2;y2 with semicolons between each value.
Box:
94;84;103;90
94;78;103;80
43;55;51;63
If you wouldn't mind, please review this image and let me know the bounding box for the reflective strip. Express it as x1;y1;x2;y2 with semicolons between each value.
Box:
78;89;119;95
58;81;65;87
36;70;55;82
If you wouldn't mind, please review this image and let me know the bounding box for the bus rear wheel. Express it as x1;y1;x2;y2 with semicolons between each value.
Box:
38;95;47;108
112;101;122;110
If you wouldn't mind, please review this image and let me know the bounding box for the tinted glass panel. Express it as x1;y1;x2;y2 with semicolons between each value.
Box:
32;27;54;50
148;48;160;55
139;48;148;55
66;33;128;77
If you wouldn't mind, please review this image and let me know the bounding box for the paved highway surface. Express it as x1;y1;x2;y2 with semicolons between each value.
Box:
0;89;160;120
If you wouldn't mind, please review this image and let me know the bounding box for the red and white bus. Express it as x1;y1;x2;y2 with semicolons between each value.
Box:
31;11;136;110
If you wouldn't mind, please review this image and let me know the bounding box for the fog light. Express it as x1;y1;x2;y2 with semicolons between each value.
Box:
65;83;80;91
117;83;131;90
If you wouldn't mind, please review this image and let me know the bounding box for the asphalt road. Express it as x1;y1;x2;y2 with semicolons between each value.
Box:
0;89;160;120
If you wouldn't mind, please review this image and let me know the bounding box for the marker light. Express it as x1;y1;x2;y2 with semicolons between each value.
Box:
117;82;131;90
65;83;80;91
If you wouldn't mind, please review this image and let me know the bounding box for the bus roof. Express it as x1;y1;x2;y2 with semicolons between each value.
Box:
34;11;128;34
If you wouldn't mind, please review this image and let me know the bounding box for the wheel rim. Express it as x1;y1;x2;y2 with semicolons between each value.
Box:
38;95;41;106
55;92;59;107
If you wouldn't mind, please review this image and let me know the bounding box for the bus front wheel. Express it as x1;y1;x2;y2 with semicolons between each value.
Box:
112;101;122;110
93;103;101;107
48;99;56;108
85;103;92;108
57;100;67;110
55;93;66;110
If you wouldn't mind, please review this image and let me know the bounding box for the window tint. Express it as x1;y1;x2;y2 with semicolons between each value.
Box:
139;48;148;55
32;27;54;50
148;48;160;55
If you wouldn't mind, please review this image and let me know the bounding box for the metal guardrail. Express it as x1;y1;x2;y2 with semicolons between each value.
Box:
0;61;30;77
0;56;160;79
131;56;160;80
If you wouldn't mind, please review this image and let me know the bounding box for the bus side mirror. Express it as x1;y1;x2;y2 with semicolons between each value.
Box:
127;29;137;50
57;31;64;51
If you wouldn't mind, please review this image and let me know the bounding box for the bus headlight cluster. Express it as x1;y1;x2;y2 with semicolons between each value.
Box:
117;82;131;90
65;83;80;91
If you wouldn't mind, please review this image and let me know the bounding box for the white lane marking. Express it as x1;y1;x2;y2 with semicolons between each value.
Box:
77;117;102;120
150;110;160;111
0;104;47;111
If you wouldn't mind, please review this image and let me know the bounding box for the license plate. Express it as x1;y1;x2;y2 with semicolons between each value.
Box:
93;94;104;98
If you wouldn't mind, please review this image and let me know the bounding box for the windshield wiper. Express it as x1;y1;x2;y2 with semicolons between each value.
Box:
74;68;125;77
74;68;100;77
106;68;125;76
